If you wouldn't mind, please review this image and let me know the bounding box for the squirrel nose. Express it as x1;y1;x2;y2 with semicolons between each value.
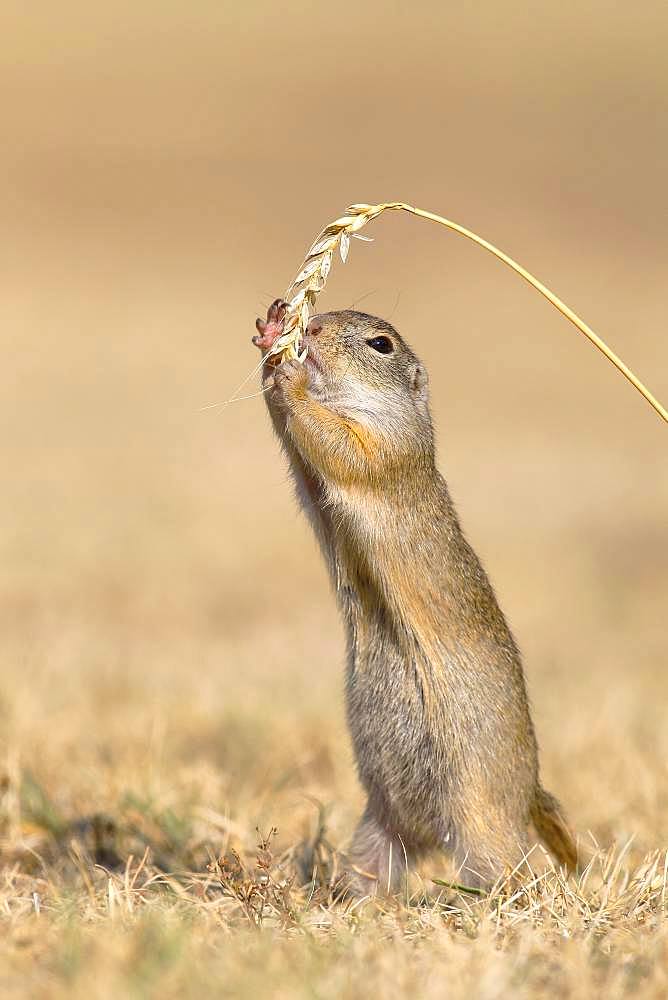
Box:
306;318;323;337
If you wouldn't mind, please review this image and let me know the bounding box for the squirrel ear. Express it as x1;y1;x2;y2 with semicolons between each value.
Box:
410;363;429;404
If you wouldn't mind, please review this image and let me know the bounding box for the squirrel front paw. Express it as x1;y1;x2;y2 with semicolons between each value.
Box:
253;298;288;353
271;358;310;408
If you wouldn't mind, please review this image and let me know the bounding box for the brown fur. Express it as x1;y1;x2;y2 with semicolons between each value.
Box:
255;301;578;895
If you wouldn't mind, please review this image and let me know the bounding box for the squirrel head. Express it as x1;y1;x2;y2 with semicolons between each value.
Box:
303;310;432;444
258;307;436;484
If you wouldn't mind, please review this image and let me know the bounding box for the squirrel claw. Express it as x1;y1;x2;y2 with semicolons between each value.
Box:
253;298;289;352
267;298;288;323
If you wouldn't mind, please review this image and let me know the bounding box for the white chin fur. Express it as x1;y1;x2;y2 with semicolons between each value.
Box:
329;384;392;424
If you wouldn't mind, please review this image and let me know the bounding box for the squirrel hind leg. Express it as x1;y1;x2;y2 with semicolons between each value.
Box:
338;805;413;899
449;824;531;893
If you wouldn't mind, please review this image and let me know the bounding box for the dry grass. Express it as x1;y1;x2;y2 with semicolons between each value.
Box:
2;773;668;999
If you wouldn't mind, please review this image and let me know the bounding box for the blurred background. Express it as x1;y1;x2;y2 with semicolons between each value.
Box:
1;1;666;860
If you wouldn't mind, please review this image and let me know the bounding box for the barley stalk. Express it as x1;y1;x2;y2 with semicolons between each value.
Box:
267;201;667;424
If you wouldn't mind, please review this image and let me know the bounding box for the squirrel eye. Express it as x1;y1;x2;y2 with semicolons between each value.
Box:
366;335;394;355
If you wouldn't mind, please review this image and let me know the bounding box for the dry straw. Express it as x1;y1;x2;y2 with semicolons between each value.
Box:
263;201;667;424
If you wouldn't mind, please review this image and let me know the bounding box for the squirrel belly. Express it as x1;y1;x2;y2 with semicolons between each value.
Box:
255;301;577;894
334;476;539;880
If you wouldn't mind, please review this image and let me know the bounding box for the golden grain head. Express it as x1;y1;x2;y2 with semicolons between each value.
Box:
268;203;384;362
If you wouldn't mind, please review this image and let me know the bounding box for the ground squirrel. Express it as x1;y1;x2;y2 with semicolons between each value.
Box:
254;298;577;894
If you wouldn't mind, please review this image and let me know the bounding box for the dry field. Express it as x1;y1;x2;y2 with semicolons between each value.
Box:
1;3;667;997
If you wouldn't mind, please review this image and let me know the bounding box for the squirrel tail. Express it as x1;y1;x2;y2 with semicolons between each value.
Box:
530;785;578;873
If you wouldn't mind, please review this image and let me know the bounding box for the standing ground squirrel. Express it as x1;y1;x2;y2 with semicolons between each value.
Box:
254;298;577;894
